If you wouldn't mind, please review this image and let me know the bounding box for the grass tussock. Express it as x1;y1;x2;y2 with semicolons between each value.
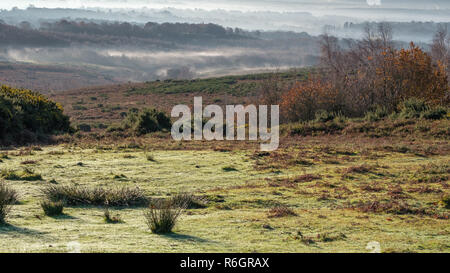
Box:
40;200;64;216
41;185;149;206
350;200;447;218
146;154;156;162
442;195;450;209
268;206;297;218
170;193;208;209
343;165;373;175
144;196;187;234
317;232;347;242
20;160;38;165
103;207;123;224
293;174;321;183
222;166;238;172
0;168;43;181
0;183;18;224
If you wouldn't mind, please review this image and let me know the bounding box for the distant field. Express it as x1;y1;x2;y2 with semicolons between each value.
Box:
0;135;448;252
49;69;309;128
0;62;120;92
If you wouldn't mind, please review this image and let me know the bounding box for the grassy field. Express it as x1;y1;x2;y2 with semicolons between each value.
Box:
0;134;448;253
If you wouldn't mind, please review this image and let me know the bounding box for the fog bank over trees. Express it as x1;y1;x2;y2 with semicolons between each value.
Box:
0;1;449;40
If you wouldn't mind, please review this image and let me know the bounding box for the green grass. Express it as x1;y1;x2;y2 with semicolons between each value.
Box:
128;69;309;96
0;137;448;253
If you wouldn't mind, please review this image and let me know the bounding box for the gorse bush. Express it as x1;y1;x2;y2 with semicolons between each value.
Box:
144;196;187;234
41;185;149;206
110;108;171;135
398;98;448;120
0;84;71;144
0;182;18;224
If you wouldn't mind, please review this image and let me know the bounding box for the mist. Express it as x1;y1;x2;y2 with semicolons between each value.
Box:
1;1;449;36
0;1;448;91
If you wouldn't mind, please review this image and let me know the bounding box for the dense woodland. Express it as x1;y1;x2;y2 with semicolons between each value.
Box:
0;20;254;47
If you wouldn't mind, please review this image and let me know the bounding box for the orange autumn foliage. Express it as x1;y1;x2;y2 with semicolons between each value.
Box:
380;43;448;105
281;41;449;122
280;78;338;121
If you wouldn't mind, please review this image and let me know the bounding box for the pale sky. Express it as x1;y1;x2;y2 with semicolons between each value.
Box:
1;1;448;12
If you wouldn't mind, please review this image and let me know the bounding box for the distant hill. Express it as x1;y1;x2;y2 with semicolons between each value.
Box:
0;22;68;47
0;20;253;48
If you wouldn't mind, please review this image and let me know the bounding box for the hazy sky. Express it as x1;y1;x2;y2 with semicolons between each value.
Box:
1;1;448;13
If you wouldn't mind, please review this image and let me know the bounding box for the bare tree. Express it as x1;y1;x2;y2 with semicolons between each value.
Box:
259;71;290;105
431;25;449;72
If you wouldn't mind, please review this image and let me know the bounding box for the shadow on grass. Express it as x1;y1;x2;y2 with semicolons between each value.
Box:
0;223;48;238
48;213;77;220
160;232;213;243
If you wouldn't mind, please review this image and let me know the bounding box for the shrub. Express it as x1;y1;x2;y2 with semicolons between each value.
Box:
0;84;71;144
144;197;187;234
0;183;18;224
365;106;389;122
314;110;339;123
121;108;171;135
398;98;429;119
41;200;64;216
421;106;448;120
77;123;91;132
280;78;341;122
41;185;149;206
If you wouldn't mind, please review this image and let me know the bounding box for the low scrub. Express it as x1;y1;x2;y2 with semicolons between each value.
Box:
364;106;389;122
351;200;432;216
110;108;172;135
398;98;448;120
41;185;149;206
0;183;18;224
287;120;345;136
